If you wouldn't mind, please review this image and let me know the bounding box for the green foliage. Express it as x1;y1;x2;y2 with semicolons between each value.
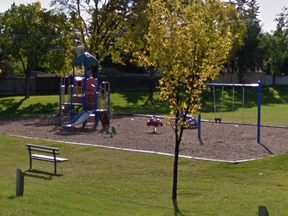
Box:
114;0;151;68
226;0;263;82
260;7;288;77
259;33;286;76
146;0;245;118
0;3;74;97
0;53;13;78
51;0;138;65
143;0;246;200
0;3;73;73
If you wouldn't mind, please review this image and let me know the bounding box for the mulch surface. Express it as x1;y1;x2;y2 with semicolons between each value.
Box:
1;115;288;162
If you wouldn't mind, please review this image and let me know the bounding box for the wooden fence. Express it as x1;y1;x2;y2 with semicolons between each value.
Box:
0;75;160;96
212;72;288;86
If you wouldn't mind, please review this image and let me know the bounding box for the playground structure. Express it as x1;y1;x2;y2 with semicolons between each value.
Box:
147;116;163;133
179;112;198;129
59;52;112;129
185;115;198;129
105;125;116;137
198;81;262;143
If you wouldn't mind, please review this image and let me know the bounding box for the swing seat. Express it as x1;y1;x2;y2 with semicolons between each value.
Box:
215;118;222;123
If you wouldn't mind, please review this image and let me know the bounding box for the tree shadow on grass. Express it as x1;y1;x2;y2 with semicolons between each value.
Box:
0;98;58;119
173;199;184;216
202;85;288;114
143;91;157;106
0;98;26;118
18;102;58;116
115;91;148;104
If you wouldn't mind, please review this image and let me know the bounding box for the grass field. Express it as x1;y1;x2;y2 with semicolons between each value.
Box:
1;86;288;215
2;134;288;216
1;85;287;126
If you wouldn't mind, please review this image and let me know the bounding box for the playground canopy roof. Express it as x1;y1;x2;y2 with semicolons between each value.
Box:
72;52;100;67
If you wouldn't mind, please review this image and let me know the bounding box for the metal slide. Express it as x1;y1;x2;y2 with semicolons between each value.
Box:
63;110;92;127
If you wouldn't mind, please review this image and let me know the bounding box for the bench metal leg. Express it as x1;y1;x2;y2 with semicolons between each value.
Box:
29;158;32;170
54;162;57;174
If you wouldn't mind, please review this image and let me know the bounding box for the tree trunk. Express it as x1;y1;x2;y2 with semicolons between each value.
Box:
25;69;31;99
148;67;156;93
272;74;276;87
238;63;246;84
231;59;235;73
149;78;155;93
238;70;244;84
172;138;180;200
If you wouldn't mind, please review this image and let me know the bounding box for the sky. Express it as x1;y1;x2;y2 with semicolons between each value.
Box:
0;0;286;33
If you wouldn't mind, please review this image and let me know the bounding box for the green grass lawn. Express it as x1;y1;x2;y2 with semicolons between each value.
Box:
1;87;288;215
0;95;59;119
201;85;288;126
1;86;287;126
2;134;288;216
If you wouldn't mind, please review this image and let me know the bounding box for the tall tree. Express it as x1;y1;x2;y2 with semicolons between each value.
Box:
144;0;245;204
274;6;288;76
0;48;13;78
261;7;288;85
0;2;73;98
229;0;262;83
112;0;150;65
114;0;158;96
51;0;137;64
259;32;286;86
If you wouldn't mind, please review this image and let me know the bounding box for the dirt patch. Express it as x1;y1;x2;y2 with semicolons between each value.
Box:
1;115;288;162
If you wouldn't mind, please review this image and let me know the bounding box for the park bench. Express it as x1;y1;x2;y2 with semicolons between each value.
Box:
26;144;68;174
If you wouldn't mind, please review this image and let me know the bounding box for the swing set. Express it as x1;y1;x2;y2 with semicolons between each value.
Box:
212;84;249;124
198;81;262;143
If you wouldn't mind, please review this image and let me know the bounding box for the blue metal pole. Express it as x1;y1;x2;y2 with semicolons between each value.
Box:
59;83;62;126
207;83;259;87
71;68;75;120
95;65;100;128
82;66;89;128
198;113;201;138
70;84;74;120
96;65;100;92
108;84;111;118
83;65;88;110
257;80;261;143
94;91;99;129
